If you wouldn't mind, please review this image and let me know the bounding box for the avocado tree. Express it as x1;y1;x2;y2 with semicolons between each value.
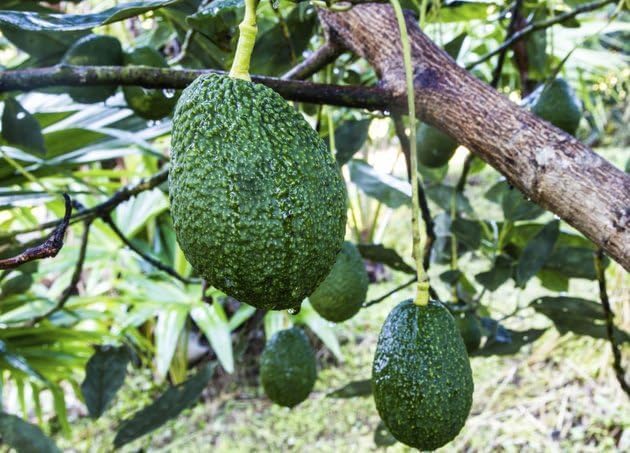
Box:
0;0;628;450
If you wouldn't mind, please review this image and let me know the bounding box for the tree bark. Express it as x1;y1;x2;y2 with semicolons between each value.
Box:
320;5;630;271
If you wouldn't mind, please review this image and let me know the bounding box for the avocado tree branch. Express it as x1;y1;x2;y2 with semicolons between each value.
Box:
595;250;630;397
319;4;630;272
0;65;393;111
0;194;72;270
282;41;343;80
466;0;617;69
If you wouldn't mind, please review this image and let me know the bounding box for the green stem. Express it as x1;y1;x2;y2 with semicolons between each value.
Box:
390;0;429;306
229;0;259;81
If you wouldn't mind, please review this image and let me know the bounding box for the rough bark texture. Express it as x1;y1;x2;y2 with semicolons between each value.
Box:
320;5;630;271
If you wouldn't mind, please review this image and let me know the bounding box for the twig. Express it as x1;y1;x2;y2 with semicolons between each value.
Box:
282;42;343;80
466;0;617;69
364;277;417;307
595;249;630;397
490;0;524;88
30;220;92;325
392;115;435;273
0;65;393;111
0;194;72;270
101;214;199;285
1;169;169;241
455;152;476;193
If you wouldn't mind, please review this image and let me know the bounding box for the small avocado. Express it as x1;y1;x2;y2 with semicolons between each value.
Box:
452;310;483;353
309;241;368;323
416;123;458;168
529;78;582;135
122;47;178;120
1;273;33;297
169;74;347;311
259;327;317;407
372;299;474;450
61;34;123;104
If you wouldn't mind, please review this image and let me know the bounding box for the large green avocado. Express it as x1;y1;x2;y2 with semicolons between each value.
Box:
416;123;458;168
372;299;474;450
529;78;582;135
62;34;123;104
122;47;178;120
259;327;317;407
169;74;347;310
309;241;368;323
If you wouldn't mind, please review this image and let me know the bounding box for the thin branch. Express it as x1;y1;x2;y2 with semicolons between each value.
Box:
595;249;630;397
466;0;617;69
0;65;393;111
0;194;72;270
101;214;199;285
455;152;476;193
364;276;417;307
30;220;92;325
1;168;169;241
490;0;524;87
282;42;343;80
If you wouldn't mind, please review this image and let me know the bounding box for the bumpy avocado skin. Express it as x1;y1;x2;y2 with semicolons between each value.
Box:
260;327;317;407
122;47;178;120
416;123;458;168
309;241;368;322
453;311;483;353
169;74;347;310
530;78;582;135
372;299;474;450
62;35;123;103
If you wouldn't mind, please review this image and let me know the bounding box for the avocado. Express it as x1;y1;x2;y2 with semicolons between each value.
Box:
259;327;317;407
372;299;474;450
169;74;347;311
1;273;33;297
309;241;368;322
62;34;123;104
416;123;458;168
452;310;483;353
529;78;582;135
122;47;178;120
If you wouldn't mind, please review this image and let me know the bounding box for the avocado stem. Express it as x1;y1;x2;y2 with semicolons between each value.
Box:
390;0;430;306
229;0;259;81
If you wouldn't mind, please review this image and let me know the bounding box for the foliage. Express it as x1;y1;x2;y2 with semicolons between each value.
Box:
0;0;627;449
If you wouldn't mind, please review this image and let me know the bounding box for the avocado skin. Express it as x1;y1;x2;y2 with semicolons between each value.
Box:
122;47;178;120
62;35;123;103
309;241;368;323
530;78;582;135
372;299;474;450
260;327;317;407
416;123;458;168
169;74;347;310
453;310;483;353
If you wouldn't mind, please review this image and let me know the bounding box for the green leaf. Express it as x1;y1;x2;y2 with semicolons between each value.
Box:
0;412;60;453
263;310;293;340
0;1;178;32
515;220;560;287
155;307;189;379
295;301;343;362
2;99;46;156
190;303;234;373
327;379;372;398
526;8;548;77
475;255;513;291
443;32;467;60
356;243;415;274
332;119;371;165
532;297;629;343
349;159;411;208
374;420;397;447
227;304;256;331
425;184;473;215
451;217;482;249
544;246;598;280
501;188;545;221
474;318;546;356
537;268;569;291
113;363;216;449
80;346;130;419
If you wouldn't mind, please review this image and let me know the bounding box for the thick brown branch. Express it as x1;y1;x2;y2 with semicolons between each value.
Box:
0;65;393;111
319;4;630;271
0;194;72;269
